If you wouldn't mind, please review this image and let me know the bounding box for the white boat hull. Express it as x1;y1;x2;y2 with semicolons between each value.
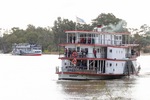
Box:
58;73;125;80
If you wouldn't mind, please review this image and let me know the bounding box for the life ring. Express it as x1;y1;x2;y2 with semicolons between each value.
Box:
72;58;77;64
72;52;78;57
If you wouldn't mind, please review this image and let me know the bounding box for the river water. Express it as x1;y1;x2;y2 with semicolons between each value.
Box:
0;54;150;100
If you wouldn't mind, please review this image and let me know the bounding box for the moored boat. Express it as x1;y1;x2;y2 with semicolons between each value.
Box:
56;26;141;80
12;43;42;56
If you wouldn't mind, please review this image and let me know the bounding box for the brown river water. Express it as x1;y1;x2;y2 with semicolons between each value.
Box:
0;54;150;100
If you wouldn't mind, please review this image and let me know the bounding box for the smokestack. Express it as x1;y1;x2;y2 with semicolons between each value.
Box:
97;25;102;32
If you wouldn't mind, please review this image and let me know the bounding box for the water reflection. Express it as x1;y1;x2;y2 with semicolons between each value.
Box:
56;77;138;100
1;54;150;100
54;55;150;100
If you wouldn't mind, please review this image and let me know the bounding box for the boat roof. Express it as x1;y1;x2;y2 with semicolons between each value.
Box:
59;57;137;61
59;43;139;47
65;30;130;35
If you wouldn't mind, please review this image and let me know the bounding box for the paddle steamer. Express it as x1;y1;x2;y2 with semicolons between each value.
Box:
12;43;42;56
56;26;140;80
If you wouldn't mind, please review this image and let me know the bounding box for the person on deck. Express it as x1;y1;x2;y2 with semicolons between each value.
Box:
68;49;71;57
65;48;68;57
85;49;88;57
81;37;84;43
69;34;72;43
93;49;97;58
88;37;91;44
81;49;84;58
73;35;76;43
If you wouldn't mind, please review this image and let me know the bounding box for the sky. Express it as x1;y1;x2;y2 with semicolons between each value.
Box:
0;0;150;30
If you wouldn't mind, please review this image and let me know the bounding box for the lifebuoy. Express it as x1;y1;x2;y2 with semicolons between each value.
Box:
72;52;78;57
72;58;77;64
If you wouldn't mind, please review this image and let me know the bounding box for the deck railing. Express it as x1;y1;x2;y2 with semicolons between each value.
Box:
67;38;123;46
60;66;97;74
59;52;106;59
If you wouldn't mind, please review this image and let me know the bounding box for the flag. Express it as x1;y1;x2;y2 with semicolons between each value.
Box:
76;17;86;24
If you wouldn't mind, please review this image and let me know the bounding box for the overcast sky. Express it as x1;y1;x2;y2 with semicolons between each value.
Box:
0;0;150;29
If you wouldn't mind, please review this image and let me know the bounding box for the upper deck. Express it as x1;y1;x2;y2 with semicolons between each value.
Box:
12;43;42;50
58;28;140;61
60;30;138;48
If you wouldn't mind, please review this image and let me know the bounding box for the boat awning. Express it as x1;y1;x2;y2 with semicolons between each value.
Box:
65;30;130;35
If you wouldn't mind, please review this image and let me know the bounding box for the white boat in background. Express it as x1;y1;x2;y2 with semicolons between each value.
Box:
12;43;42;56
56;26;141;80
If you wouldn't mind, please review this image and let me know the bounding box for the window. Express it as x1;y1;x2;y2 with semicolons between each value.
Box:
99;48;101;53
110;63;112;66
119;36;122;40
85;48;88;54
35;51;41;53
77;47;80;52
115;36;118;40
97;48;100;53
109;49;112;53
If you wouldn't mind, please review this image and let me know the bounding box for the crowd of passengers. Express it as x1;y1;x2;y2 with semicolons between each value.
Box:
69;34;95;44
64;60;99;72
64;48;97;58
65;60;87;70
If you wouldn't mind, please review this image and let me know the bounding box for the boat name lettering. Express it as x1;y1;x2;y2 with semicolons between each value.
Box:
69;75;78;77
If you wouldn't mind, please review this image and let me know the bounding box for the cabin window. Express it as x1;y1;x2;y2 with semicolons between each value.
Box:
64;63;66;65
92;34;95;37
109;49;112;53
110;63;112;66
116;63;117;66
85;48;88;54
77;47;80;52
119;36;122;40
97;48;100;53
35;51;41;53
115;36;118;40
99;48;101;53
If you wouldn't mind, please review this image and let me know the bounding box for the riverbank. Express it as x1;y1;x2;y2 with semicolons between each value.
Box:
1;51;150;56
43;51;59;55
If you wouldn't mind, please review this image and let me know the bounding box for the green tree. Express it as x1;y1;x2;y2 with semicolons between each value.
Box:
36;26;53;52
52;17;93;51
92;13;127;32
76;23;93;31
51;17;76;51
92;13;121;26
140;24;150;34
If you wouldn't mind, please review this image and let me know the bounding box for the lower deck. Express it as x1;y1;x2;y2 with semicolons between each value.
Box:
60;59;138;74
56;58;140;80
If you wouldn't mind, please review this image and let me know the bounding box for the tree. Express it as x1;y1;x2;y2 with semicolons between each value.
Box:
52;17;93;51
76;23;93;31
140;24;150;33
92;13;121;26
36;27;53;52
92;13;128;32
51;17;76;51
